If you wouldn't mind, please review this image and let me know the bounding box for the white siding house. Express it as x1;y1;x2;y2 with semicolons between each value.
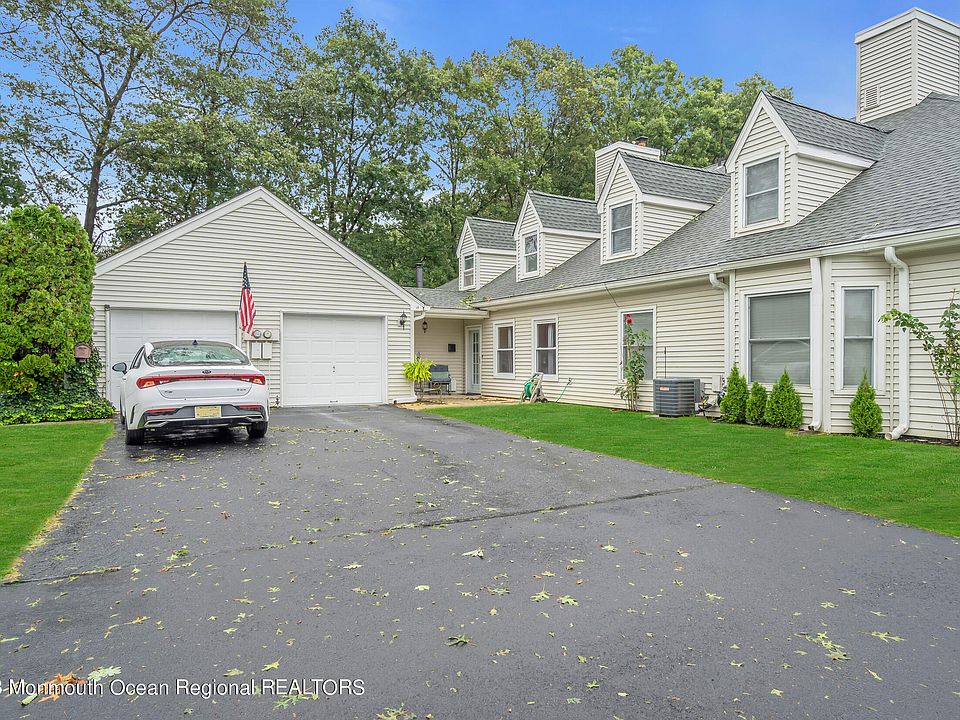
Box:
94;188;421;408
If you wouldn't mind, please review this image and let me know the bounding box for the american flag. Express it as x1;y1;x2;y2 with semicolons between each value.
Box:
239;263;257;335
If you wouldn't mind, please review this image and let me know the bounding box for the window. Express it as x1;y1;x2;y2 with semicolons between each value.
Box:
523;233;539;274
146;341;248;367
748;292;810;384
842;288;876;387
130;348;145;369
533;320;557;377
621;310;654;379
495;322;514;376
609;203;633;255
463;253;475;288
744;157;780;226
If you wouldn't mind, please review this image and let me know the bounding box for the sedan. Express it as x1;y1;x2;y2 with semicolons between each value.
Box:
112;340;269;445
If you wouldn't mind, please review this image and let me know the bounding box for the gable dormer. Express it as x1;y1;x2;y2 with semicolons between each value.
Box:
457;217;515;291
514;191;599;281
726;92;883;238
596;151;726;263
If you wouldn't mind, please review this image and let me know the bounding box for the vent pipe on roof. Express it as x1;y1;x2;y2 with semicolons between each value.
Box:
634;136;649;147
415;262;424;288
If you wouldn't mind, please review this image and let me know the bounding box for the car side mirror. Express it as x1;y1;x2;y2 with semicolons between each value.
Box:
112;362;127;373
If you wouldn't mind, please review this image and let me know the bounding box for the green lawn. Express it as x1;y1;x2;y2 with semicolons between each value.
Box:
0;421;113;575
424;403;960;536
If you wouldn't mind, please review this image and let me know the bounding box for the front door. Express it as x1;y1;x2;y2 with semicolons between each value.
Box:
466;327;481;394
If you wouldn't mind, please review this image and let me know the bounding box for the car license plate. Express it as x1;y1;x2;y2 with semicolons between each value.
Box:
195;405;222;419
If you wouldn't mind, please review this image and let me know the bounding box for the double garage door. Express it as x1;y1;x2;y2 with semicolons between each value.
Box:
282;314;384;406
107;309;385;407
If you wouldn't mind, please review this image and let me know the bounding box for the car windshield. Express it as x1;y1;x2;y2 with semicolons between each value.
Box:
146;343;247;367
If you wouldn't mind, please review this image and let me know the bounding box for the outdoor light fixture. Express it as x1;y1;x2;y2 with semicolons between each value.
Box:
421;318;429;333
399;312;407;328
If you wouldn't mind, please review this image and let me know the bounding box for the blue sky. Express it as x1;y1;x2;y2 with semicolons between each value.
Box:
289;0;960;117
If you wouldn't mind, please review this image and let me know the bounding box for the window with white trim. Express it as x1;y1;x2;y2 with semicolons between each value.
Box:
609;203;633;256
533;320;557;377
463;253;475;288
842;288;875;387
744;157;780;226
621;310;653;379
523;233;539;274
748;291;810;384
495;322;514;376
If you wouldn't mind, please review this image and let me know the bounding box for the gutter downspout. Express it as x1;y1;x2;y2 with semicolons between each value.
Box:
809;258;824;431
708;272;732;375
884;246;910;439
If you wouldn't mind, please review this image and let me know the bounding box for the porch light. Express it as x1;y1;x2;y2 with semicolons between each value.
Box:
421;318;429;333
399;312;407;328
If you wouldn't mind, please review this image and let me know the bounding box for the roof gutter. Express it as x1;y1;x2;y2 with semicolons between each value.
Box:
884;246;911;439
472;222;960;310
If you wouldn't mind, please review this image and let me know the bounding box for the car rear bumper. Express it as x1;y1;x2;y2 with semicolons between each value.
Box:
136;404;268;430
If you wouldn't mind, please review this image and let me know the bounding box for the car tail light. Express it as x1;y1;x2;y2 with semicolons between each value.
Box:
137;373;266;389
237;404;263;410
145;407;178;414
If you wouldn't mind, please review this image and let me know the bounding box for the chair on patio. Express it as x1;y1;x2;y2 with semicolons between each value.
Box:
429;364;452;394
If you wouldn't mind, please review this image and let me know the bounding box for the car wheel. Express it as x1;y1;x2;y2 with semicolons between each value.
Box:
125;428;145;445
247;421;268;439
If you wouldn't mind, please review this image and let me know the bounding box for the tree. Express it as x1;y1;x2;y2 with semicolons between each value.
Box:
0;0;285;248
269;9;433;265
112;1;295;250
849;376;883;437
882;293;960;443
719;365;748;423
764;371;804;429
746;381;768;425
615;316;649;411
0;205;94;393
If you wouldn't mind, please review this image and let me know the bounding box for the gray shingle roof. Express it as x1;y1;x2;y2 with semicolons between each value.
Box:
619;153;729;204
474;94;960;303
765;93;888;160
528;191;601;234
406;286;474;309
465;217;514;251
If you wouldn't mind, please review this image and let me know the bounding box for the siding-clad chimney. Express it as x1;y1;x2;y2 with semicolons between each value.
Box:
594;140;662;200
855;8;960;123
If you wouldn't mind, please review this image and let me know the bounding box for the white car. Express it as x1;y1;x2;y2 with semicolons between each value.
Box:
112;340;269;445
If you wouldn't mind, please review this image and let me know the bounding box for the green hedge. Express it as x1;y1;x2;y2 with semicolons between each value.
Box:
0;349;114;425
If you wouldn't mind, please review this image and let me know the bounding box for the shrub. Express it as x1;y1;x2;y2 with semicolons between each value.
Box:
764;371;804;428
0;205;95;394
719;364;748;423
746;382;768;425
0;348;114;425
614;319;650;412
849;376;883;437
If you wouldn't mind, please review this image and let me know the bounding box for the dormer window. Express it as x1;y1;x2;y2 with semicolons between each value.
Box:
523;233;539;274
743;156;781;227
609;203;633;255
463;253;475;288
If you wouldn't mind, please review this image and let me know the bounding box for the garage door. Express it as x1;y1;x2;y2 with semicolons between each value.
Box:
108;309;237;405
282;314;384;406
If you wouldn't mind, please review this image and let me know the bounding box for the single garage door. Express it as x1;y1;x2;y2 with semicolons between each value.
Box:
282;314;384;406
108;308;237;405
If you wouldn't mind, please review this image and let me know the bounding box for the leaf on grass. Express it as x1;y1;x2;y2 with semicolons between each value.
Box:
462;548;484;558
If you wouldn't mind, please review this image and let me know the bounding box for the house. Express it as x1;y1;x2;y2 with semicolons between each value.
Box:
92;187;423;407
409;7;960;439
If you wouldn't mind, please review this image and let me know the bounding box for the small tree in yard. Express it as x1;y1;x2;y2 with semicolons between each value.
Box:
881;293;960;443
0;204;112;423
849;376;883;437
615;316;649;412
746;382;768;425
719;364;748;423
764;371;804;428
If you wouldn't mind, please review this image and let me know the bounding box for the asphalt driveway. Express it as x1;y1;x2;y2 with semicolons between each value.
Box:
1;406;957;719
